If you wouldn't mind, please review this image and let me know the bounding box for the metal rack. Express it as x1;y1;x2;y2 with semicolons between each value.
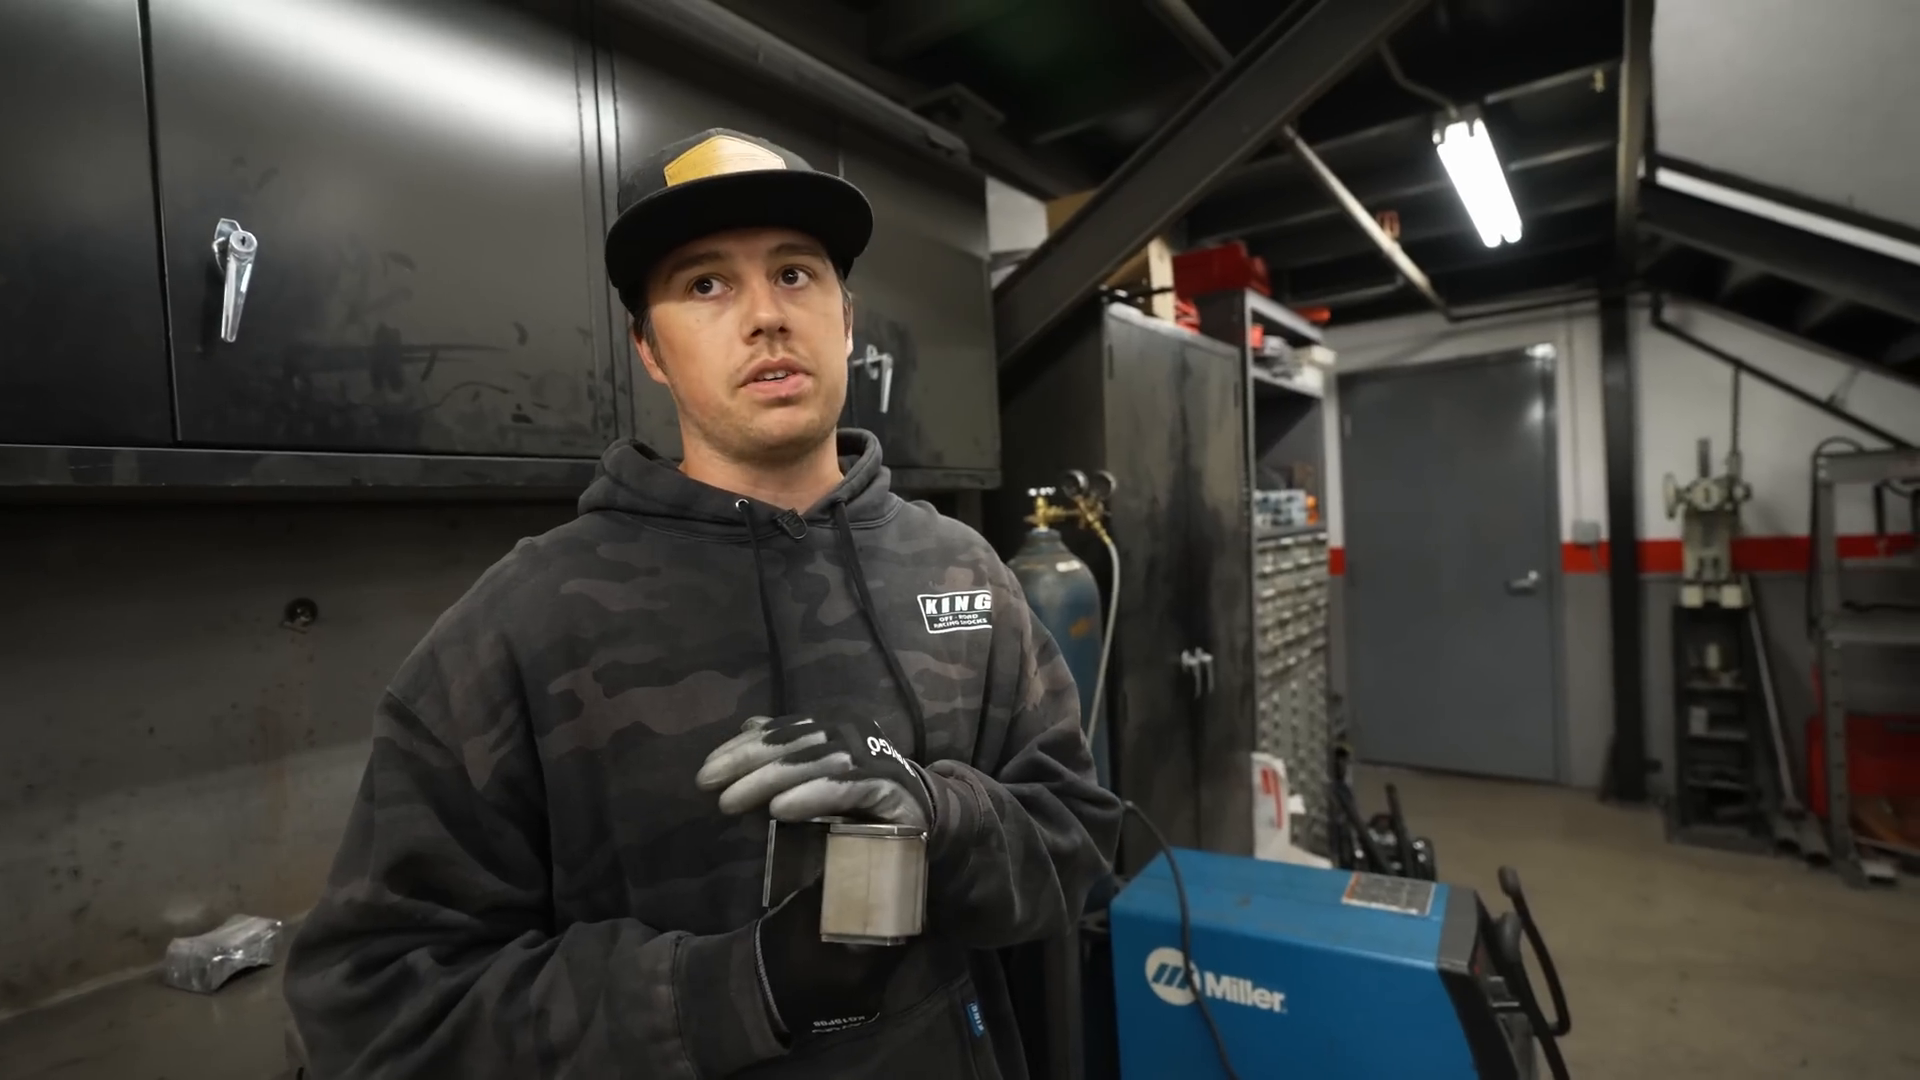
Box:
1253;524;1334;854
1814;447;1920;886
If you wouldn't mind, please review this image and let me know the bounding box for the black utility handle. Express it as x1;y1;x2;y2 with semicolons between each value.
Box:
1384;783;1418;879
1332;783;1388;873
1485;904;1570;1080
1498;867;1571;1037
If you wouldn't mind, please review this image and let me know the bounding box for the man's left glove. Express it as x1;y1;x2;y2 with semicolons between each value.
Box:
696;714;934;831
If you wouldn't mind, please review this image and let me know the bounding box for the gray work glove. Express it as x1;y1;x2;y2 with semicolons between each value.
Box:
696;714;933;830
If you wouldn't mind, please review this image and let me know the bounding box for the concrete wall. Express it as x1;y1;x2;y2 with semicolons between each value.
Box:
1320;299;1920;794
0;503;573;1012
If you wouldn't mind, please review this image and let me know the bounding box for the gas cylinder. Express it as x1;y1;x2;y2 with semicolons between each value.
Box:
1008;527;1111;788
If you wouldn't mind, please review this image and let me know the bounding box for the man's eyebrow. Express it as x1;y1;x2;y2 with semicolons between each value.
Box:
657;248;726;283
769;240;831;263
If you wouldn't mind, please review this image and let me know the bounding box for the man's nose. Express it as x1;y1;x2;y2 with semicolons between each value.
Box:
741;276;788;339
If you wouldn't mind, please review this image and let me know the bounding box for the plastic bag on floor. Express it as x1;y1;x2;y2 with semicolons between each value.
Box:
160;914;283;993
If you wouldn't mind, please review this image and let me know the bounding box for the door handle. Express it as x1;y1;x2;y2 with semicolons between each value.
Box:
1506;570;1541;595
851;343;894;413
211;218;258;343
1180;647;1216;699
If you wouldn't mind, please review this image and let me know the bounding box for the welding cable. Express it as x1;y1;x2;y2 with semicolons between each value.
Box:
1082;519;1121;749
1122;800;1241;1080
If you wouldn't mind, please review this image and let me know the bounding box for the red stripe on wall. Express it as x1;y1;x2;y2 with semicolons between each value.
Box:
1332;534;1914;578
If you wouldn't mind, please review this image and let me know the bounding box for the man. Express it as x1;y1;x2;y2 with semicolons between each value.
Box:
285;128;1121;1078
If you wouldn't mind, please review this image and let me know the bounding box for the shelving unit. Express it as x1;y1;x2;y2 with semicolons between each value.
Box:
1666;601;1782;852
1195;289;1337;855
1814;447;1920;886
1253;525;1334;852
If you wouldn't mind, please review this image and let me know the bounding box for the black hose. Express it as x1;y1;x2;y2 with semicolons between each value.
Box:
1123;801;1240;1080
1495;868;1572;1080
1332;783;1388;872
1384;783;1416;877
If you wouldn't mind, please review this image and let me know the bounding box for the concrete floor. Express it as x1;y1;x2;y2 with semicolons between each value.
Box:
0;964;290;1080
4;769;1918;1079
1355;767;1920;1080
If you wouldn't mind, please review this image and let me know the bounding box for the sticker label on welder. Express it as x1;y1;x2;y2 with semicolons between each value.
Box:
918;590;994;634
1341;872;1435;917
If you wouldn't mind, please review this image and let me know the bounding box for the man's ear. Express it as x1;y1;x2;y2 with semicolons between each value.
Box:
842;294;855;359
633;321;670;387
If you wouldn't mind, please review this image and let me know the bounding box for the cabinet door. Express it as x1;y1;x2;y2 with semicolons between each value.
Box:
147;0;613;455
0;0;171;446
1183;338;1255;856
1104;312;1204;869
839;132;998;478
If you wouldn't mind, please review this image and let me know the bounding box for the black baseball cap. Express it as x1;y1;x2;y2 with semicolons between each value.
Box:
604;128;874;313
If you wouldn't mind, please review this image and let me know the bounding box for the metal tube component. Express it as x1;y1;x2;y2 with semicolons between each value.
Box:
818;823;928;945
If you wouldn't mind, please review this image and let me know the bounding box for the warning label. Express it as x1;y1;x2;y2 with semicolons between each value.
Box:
1341;873;1435;917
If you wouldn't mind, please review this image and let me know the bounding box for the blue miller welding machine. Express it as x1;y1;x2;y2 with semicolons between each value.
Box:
1106;850;1571;1079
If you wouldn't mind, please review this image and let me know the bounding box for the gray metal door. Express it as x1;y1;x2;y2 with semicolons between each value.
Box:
1341;349;1561;781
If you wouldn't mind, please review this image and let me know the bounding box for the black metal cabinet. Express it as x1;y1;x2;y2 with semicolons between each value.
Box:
145;0;614;456
839;130;999;485
995;303;1254;870
0;0;172;446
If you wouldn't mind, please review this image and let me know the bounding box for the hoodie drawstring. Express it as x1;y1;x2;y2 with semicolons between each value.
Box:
737;495;929;762
831;498;929;762
736;499;789;715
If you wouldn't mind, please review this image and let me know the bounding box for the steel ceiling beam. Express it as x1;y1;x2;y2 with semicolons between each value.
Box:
1285;129;1446;312
1650;298;1912;448
911;83;1092;198
1022;76;1203;147
695;0;1084;199
994;0;1429;373
1141;0;1443;311
1642;188;1920;326
1279;206;1611;300
1191;122;1616;246
871;0;1019;62
1610;0;1651;285
607;0;966;160
1218;61;1618;192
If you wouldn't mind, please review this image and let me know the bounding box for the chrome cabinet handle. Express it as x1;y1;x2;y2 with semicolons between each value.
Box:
211;218;258;343
1506;570;1541;595
851;343;894;413
1180;647;1216;699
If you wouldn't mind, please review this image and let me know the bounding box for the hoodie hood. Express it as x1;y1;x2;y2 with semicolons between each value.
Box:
578;428;897;537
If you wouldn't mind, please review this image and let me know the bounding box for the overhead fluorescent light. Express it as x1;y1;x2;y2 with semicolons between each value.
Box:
1434;117;1523;247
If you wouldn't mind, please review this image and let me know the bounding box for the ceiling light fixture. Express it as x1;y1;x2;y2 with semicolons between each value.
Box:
1434;115;1523;248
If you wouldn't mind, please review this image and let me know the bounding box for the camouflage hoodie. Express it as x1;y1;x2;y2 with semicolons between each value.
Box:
285;429;1121;1079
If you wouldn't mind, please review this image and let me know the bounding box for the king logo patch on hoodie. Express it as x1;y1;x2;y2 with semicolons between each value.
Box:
917;589;994;634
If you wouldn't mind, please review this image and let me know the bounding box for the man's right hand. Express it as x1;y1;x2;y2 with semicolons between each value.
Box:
755;878;906;1042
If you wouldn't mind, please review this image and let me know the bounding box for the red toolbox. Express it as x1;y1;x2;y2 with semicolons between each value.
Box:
1172;241;1271;298
1806;713;1920;819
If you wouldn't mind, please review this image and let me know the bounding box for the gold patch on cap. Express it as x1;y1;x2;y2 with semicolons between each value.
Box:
663;135;787;187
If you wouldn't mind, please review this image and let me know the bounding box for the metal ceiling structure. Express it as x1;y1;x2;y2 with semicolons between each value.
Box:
713;0;1920;386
